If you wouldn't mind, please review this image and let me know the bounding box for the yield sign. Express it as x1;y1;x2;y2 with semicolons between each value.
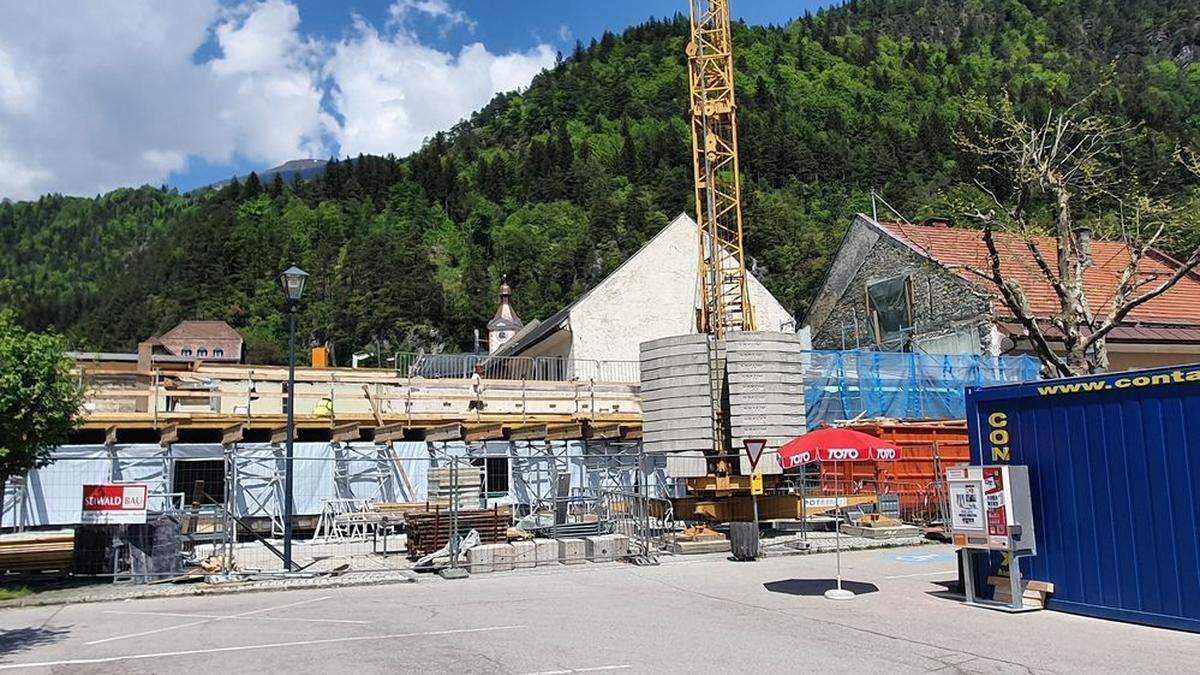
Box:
743;438;768;471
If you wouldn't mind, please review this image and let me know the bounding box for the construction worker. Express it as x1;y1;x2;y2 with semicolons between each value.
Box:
468;364;485;412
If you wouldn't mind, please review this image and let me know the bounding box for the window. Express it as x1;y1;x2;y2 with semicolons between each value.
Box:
197;348;208;357
471;456;510;496
866;275;914;350
173;459;225;505
180;348;193;356
213;348;224;358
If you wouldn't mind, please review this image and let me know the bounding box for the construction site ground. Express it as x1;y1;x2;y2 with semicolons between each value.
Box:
0;543;1192;673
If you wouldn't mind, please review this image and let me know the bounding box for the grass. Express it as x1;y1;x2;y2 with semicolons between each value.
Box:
0;585;33;601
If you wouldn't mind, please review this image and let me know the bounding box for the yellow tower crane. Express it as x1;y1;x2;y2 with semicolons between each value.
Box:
687;0;754;337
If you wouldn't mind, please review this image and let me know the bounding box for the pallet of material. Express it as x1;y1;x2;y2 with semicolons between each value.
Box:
404;505;510;558
0;530;75;573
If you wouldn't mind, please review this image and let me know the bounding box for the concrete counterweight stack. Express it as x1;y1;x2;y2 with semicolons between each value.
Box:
640;331;805;477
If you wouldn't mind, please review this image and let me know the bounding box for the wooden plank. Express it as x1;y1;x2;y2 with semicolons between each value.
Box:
988;576;1054;594
331;422;362;443
221;423;244;446
270;424;289;445
464;423;506;442
545;422;585;441
373;423;408;444
588;423;624;440
506;424;548;441
424;423;465;442
104;425;118;447
158;423;179;447
361;384;384;426
619;425;642;440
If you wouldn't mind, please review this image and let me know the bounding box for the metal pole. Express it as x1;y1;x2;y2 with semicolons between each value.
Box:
834;472;842;591
283;306;296;570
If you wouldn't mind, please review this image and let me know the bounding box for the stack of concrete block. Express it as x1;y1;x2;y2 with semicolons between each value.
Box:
640;334;716;454
533;538;558;565
466;544;494;573
585;535;615;562
467;543;514;573
558;538;585;565
725;331;807;475
491;543;514;572
511;540;537;569
610;534;630;559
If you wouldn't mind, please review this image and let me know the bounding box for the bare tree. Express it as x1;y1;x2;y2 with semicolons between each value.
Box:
956;94;1200;377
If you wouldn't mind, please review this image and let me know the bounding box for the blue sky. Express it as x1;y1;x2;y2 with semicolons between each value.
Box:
0;1;833;199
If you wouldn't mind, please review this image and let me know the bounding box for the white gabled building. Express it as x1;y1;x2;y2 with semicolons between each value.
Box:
493;213;805;372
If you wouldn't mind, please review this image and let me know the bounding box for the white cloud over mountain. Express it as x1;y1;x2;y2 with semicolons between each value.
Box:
0;0;554;200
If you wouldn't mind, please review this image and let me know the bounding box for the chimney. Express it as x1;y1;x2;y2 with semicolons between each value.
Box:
1072;226;1093;267
136;340;153;372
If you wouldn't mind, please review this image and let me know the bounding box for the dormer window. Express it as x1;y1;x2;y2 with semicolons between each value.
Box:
181;348;193;357
213;348;224;358
197;348;209;357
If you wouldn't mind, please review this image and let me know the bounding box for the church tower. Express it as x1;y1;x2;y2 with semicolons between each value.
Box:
487;277;523;353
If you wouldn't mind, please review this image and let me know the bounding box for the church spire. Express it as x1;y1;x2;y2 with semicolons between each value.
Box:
487;276;523;353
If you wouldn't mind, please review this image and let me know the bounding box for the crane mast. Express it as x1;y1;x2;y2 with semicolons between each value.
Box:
687;0;753;337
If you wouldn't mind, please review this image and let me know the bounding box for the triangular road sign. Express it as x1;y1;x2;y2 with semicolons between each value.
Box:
743;438;768;471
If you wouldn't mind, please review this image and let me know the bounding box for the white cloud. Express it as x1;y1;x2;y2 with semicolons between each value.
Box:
327;9;554;159
389;0;476;34
0;0;552;200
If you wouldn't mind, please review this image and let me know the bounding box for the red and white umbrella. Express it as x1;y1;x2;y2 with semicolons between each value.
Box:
778;427;902;469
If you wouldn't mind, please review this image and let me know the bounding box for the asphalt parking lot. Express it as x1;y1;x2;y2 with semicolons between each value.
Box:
0;544;1194;673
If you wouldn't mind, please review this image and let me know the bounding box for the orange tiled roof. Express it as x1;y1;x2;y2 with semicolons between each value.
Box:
877;221;1200;326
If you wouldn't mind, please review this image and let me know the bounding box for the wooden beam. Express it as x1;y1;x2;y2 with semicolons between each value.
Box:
373;422;408;444
424;423;464;442
361;384;384;426
619;425;642;440
588;423;624;440
221;423;244;446
545;422;585;441
463;423;506;442
330;422;361;444
159;423;179;447
270;424;289;445
104;425;118;447
506;424;548;441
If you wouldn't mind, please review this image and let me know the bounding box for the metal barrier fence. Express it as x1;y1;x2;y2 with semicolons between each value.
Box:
391;352;640;384
0;441;672;581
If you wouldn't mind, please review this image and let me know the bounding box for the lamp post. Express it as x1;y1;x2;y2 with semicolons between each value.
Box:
278;265;308;570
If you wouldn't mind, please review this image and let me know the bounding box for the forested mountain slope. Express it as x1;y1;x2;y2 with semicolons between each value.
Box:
1;0;1197;363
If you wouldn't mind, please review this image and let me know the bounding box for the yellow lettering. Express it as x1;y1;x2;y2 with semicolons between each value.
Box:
988;412;1007;426
1151;373;1172;385
989;428;1009;446
1187;370;1200;383
1115;378;1131;388
992;446;1010;461
1133;376;1151;386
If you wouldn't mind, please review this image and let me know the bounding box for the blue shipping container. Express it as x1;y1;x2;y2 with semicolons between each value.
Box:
966;363;1200;632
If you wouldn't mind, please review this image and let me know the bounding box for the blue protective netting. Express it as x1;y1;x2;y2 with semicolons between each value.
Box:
803;350;1040;428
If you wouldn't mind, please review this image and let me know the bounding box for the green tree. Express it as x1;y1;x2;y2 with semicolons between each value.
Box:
0;313;84;495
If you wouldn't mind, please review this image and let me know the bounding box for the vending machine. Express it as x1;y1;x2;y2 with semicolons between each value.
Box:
946;465;1038;611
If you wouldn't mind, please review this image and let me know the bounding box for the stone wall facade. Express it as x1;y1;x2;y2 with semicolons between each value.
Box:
810;232;994;352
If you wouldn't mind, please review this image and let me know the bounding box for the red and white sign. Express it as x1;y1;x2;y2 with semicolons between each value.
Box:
743;438;768;471
983;466;1008;541
81;484;148;524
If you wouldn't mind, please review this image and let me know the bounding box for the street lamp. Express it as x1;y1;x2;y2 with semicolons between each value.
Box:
277;265;308;570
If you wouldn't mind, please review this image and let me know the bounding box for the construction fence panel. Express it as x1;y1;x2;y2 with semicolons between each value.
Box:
1;441;677;580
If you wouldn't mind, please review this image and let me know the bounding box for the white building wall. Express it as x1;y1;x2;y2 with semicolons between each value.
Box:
567;213;796;364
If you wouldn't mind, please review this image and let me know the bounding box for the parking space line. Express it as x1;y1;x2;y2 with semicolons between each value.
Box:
102;610;369;625
84;595;334;646
884;570;957;579
518;666;631;675
0;625;525;670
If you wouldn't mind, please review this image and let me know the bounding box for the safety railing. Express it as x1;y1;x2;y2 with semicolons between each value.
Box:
391;352;640;384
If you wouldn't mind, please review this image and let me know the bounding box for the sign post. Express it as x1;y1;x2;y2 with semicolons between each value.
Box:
81;484;148;525
743;439;768;558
